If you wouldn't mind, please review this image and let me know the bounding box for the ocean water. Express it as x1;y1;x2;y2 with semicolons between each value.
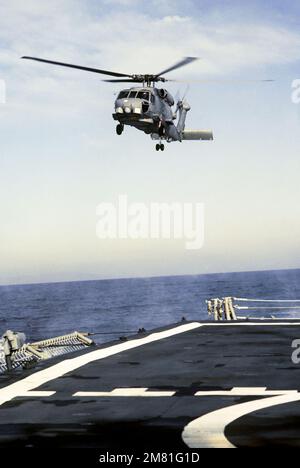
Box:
0;269;300;344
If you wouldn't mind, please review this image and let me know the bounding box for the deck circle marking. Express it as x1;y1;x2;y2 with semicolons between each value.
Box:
182;391;300;448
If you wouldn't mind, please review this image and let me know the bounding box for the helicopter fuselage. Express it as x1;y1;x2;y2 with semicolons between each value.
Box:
113;87;178;140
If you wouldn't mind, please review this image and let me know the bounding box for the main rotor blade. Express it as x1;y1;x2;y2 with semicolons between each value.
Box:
21;56;132;78
167;78;274;83
155;57;199;78
102;79;143;83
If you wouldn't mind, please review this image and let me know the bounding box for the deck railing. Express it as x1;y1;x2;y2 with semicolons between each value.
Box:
206;297;300;321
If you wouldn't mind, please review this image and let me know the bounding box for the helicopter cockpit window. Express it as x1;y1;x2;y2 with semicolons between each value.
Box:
129;91;137;98
137;91;150;101
117;90;129;99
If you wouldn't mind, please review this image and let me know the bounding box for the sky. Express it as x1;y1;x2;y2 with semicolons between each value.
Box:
0;0;300;285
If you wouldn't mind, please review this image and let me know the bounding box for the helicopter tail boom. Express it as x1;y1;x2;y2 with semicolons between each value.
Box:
175;99;213;141
182;130;213;140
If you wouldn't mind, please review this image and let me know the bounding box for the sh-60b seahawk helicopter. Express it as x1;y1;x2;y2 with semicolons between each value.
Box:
21;56;213;150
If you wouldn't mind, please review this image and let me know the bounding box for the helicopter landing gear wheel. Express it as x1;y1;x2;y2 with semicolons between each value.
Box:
116;123;124;135
155;143;165;151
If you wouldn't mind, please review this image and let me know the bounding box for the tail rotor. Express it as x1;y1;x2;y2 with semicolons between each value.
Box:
175;84;190;115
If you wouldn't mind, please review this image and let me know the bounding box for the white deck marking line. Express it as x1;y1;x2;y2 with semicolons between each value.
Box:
0;322;201;407
17;391;56;397
206;322;300;326
73;387;298;398
182;390;300;448
194;388;298;396
74;388;175;397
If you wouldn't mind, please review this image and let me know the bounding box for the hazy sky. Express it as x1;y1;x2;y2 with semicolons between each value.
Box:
0;0;300;285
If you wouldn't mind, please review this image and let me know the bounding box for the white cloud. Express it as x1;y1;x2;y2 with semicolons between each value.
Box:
1;1;300;75
102;0;139;5
161;15;189;23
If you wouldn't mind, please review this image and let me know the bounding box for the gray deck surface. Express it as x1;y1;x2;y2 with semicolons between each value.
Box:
0;321;300;448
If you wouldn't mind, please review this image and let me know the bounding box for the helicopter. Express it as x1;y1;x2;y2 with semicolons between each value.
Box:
21;55;214;150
